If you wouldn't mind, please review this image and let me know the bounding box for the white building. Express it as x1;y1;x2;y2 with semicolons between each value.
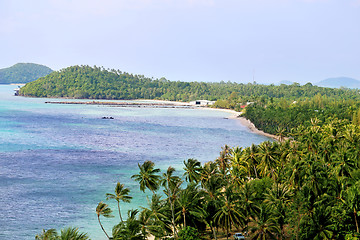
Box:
189;100;215;106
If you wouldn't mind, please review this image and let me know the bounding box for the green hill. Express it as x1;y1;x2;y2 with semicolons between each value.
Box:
316;77;360;89
0;63;53;84
19;65;357;103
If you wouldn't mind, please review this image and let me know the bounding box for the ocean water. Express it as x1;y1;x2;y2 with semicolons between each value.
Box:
0;85;270;239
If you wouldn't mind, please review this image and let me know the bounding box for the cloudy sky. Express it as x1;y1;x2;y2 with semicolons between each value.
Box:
1;0;359;84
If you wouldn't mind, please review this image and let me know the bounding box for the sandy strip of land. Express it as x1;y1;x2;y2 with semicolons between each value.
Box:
205;107;279;140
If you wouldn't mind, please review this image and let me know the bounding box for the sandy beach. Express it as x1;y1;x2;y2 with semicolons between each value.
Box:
205;107;279;140
44;98;279;140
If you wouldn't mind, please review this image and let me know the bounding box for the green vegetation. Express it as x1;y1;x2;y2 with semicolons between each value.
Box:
19;65;360;138
243;92;360;135
0;63;53;84
35;227;89;240
21;64;360;239
36;118;360;240
19;65;358;103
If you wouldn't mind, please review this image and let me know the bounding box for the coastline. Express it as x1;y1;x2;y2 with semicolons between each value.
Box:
42;97;279;140
205;107;279;140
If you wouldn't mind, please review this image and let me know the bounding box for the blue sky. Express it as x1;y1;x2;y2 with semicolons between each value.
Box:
1;0;359;84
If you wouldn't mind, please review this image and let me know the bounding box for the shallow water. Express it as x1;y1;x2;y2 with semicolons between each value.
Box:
0;85;270;239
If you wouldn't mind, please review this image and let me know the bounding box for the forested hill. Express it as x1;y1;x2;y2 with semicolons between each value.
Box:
0;63;53;84
19;65;359;103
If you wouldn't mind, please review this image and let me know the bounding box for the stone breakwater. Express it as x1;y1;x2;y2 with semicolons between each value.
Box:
44;101;194;108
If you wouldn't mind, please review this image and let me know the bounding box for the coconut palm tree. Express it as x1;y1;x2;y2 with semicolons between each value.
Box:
276;126;286;142
241;144;259;179
35;229;58;240
96;201;114;239
216;145;231;178
249;204;280;240
214;186;244;240
183;158;202;183
58;227;89;240
161;166;182;238
256;141;279;180
140;194;172;238
229;146;248;184
238;182;258;232
106;182;132;222
200;161;220;189
112;209;146;240
264;182;293;239
176;184;205;229
131;160;160;194
345;182;360;233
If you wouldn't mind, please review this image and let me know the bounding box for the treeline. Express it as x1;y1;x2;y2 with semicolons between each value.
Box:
243;94;360;135
19;65;360;136
19;65;359;103
0;63;53;84
36;119;360;240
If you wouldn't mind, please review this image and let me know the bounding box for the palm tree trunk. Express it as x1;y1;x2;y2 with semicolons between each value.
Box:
168;187;177;238
118;201;123;222
213;226;217;240
210;222;217;240
253;166;258;178
354;208;359;233
171;201;177;238
183;211;186;228
98;215;110;239
226;223;229;240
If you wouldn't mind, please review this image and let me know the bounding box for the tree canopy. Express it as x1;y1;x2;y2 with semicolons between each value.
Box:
0;63;53;84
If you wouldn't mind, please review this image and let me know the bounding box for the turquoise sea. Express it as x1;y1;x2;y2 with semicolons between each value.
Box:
0;85;270;239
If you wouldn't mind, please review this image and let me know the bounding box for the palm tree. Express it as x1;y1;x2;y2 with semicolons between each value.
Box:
229;146;248;184
131;160;160;194
112;209;146;240
200;161;220;189
346;182;360;233
96;201;114;239
201;171;223;240
216;145;231;178
264;182;293;239
249;204;280;240
161;166;182;238
106;182;132;222
256;141;279;180
300;205;335;240
276;126;286;142
140;194;172;238
214;186;244;240
58;227;89;240
35;229;58;240
176;184;205;228
241;144;259;179
238;182;258;232
183;158;202;183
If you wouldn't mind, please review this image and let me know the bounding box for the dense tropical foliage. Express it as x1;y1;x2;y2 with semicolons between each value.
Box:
0;63;53;84
37;118;360;240
19;65;360;103
19;65;360;137
25;64;360;239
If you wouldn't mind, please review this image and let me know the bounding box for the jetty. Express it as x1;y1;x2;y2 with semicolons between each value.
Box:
44;101;195;108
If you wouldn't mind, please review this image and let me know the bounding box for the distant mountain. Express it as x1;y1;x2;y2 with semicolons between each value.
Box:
316;77;360;89
0;63;53;84
276;80;294;85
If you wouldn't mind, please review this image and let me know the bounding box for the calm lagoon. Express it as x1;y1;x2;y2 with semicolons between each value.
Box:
0;85;270;239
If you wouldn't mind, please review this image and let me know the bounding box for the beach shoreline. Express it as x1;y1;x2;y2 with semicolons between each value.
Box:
204;107;279;140
43;98;279;140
